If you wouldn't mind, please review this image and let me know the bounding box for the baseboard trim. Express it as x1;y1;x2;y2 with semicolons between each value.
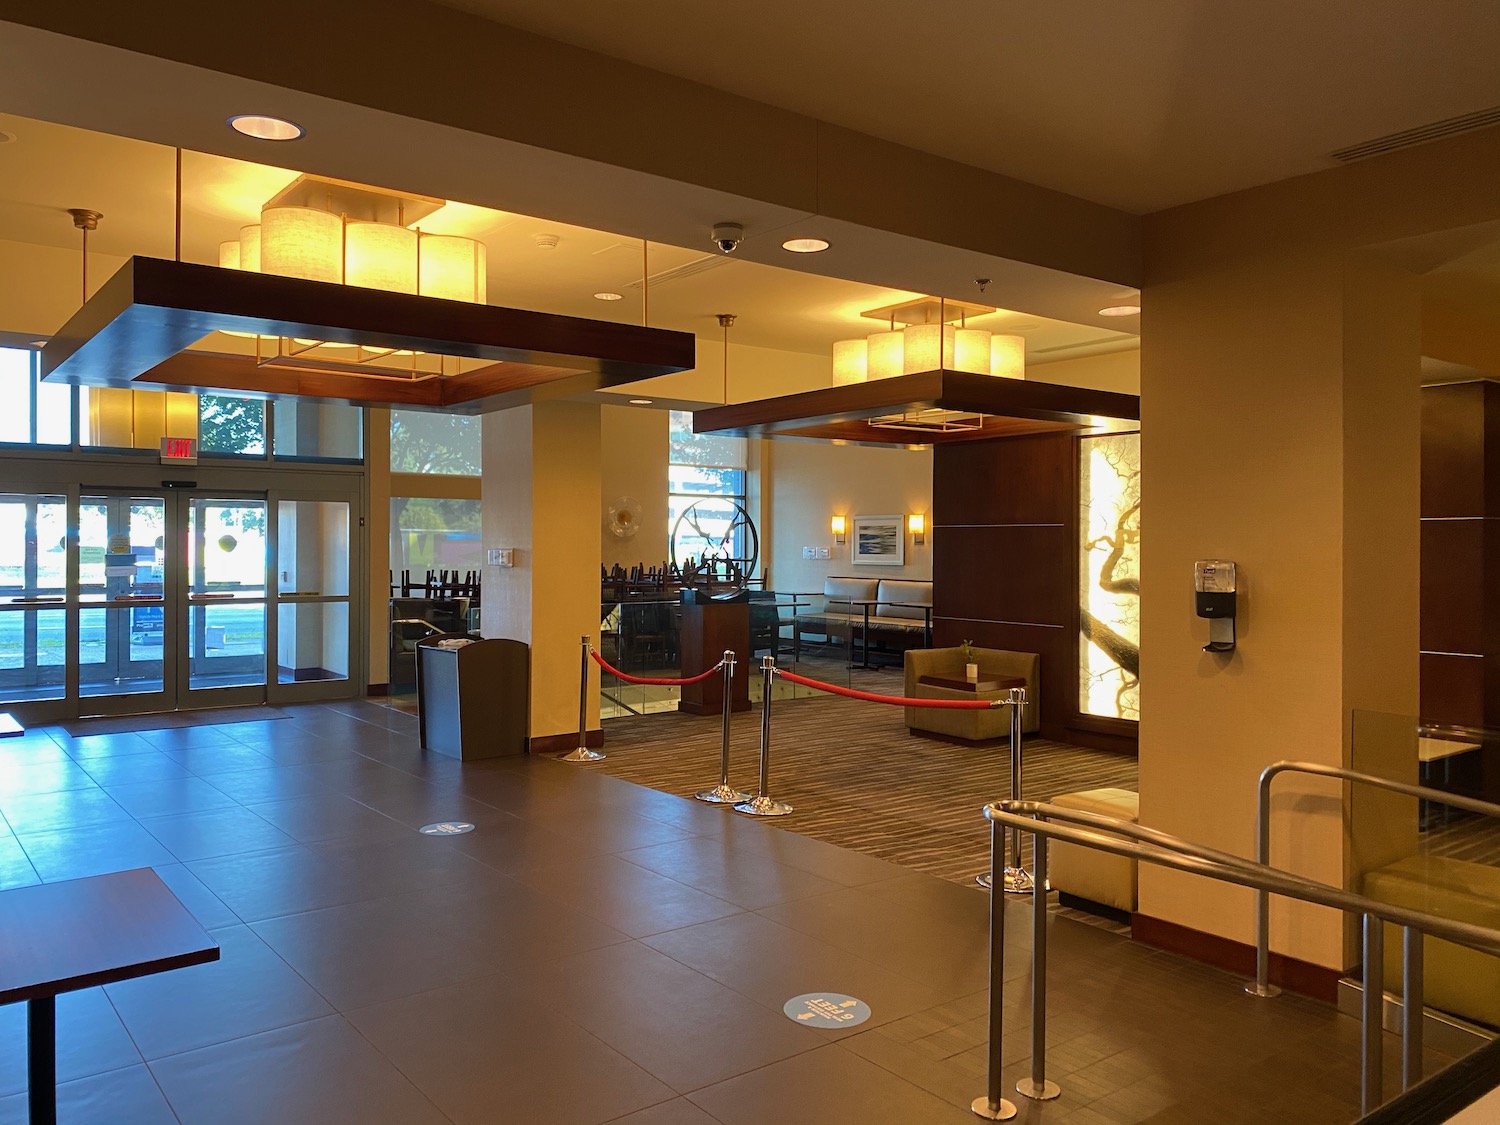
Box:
529;729;604;755
366;683;389;697
1131;914;1344;1003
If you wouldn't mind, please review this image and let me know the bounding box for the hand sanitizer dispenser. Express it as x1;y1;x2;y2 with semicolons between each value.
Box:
1194;560;1237;654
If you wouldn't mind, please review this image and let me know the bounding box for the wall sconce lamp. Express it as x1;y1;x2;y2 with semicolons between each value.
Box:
908;513;926;545
831;514;846;544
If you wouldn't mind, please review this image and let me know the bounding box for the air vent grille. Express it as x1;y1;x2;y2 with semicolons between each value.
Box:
1331;106;1500;163
625;254;727;289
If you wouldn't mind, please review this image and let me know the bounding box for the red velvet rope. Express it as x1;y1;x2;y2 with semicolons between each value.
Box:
776;668;1002;709
590;649;723;686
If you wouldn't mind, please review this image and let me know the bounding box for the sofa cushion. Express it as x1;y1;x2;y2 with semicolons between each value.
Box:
823;577;879;613
875;579;932;621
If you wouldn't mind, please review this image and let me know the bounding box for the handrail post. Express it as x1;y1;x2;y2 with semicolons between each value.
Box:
971;818;1017;1121
1246;767;1280;996
695;650;748;805
1362;912;1385;1115
1003;689;1033;894
1402;926;1423;1091
1016;821;1060;1102
734;657;792;817
559;634;606;762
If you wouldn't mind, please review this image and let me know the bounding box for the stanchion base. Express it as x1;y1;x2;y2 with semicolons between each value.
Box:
695;784;751;805
974;868;1035;893
1244;982;1282;999
975;872;992;890
558;747;605;763
1016;1078;1061;1101
970;1095;1017;1121
734;795;793;817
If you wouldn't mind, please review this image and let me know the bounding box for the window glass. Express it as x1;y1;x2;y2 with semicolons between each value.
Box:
36;377;72;446
390;411;481;475
0;351;32;444
273;400;363;461
390;497;482;578
669;410;744;468
199;395;265;456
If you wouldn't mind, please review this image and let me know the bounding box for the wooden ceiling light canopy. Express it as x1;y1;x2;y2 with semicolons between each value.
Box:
692;370;1140;446
40;257;695;414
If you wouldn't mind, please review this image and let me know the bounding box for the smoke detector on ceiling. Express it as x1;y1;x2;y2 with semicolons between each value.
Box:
533;233;560;250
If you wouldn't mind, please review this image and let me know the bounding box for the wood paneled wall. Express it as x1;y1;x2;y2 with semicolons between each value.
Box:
932;433;1137;753
1421;382;1500;747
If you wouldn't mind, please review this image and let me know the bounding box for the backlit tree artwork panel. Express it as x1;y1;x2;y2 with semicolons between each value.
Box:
1079;432;1140;720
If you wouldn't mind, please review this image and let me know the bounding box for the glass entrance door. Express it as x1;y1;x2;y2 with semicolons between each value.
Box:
76;491;269;715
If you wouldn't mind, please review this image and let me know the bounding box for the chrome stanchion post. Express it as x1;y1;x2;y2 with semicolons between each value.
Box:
734;656;792;817
559;634;605;762
1002;690;1033;894
972;818;1017;1121
1016;821;1060;1101
696;651;749;804
1245;771;1280;997
1402;926;1423;1091
1362;912;1385;1115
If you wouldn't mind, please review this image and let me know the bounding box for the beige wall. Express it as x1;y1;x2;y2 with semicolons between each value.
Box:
1030;349;1140;395
763;440;932;596
601;405;669;570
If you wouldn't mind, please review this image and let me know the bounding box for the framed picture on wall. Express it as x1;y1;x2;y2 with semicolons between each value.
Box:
851;514;904;566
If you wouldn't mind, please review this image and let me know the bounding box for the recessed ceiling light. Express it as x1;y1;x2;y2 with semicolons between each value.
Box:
593;292;623;301
628;398;653;405
228;114;304;141
1099;304;1141;317
782;237;830;254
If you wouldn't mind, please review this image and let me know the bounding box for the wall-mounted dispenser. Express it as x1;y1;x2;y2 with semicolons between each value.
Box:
1194;560;1237;653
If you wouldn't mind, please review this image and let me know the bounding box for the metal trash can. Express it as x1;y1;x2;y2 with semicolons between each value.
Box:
415;635;529;760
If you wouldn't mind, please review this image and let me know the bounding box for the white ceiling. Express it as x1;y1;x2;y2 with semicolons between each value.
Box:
434;0;1500;214
0;112;1131;361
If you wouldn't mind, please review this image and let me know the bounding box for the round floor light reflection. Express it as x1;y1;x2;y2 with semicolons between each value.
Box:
419;821;475;836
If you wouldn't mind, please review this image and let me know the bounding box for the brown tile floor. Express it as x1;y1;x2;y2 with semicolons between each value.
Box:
0;701;1459;1123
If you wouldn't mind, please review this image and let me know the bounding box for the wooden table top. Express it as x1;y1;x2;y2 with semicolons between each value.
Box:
0;868;219;1005
917;673;1027;694
1418;736;1483;764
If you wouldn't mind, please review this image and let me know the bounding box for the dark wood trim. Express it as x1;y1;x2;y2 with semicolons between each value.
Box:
528;729;604;755
365;683;390;697
693;370;1140;445
40;256;695;412
1132;914;1345;1003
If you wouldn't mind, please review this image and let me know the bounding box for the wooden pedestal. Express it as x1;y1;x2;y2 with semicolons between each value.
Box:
678;600;751;715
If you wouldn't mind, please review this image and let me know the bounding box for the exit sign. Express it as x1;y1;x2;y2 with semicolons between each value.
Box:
160;437;198;465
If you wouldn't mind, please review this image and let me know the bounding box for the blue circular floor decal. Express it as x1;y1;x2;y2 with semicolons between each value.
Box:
783;993;871;1028
419;821;475;836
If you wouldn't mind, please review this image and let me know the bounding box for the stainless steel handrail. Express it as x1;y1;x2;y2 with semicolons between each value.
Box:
1251;760;1500;1004
971;799;1500;1121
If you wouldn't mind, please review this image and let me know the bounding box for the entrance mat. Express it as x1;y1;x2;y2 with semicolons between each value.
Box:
62;706;291;737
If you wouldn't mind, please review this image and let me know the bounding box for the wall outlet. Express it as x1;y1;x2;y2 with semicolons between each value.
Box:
802;546;815;559
815;546;831;560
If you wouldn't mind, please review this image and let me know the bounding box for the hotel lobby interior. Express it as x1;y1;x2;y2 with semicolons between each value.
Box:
1;2;1500;1122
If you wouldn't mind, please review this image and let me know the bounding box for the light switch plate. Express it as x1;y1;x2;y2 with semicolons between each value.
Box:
488;548;515;567
802;546;815;559
815;547;831;560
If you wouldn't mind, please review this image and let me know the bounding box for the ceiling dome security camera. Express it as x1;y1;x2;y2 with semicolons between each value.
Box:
711;222;743;254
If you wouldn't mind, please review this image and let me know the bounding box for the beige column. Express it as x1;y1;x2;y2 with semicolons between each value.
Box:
1138;249;1421;971
482;401;602;747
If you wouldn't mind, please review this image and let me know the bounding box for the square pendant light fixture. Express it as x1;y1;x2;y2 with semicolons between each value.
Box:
831;296;1026;383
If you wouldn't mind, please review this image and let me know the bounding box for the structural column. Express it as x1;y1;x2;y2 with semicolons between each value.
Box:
481;401;603;750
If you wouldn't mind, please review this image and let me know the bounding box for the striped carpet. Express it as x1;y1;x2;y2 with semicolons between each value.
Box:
592;684;1139;886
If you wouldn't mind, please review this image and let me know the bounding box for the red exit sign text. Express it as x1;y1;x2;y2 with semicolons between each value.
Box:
160;437;199;465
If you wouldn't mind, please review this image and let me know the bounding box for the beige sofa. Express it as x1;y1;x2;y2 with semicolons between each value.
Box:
903;645;1040;740
793;577;933;659
1364;853;1500;1028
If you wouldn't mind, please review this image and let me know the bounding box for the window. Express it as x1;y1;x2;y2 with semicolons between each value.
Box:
390;497;482;578
668;410;748;569
390;411;481;475
198;395;265;456
0;348;72;447
273;400;363;461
